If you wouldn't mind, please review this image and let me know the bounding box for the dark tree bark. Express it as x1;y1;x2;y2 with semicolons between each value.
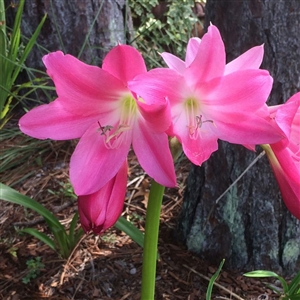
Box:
177;0;300;276
4;0;132;106
6;0;131;68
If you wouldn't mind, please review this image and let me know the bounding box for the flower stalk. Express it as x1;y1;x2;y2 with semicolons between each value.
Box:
141;180;165;300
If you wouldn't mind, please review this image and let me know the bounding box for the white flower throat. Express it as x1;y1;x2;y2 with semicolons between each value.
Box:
184;97;214;139
98;94;138;149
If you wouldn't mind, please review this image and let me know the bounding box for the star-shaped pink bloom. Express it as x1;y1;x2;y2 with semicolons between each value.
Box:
263;93;300;219
19;45;176;195
129;25;284;165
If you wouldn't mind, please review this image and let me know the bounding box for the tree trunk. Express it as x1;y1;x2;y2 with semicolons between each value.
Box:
4;0;131;106
6;0;130;68
177;0;300;276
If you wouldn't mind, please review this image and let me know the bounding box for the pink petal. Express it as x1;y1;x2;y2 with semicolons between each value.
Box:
70;122;132;195
43;51;126;115
185;25;225;86
291;109;300;143
201;69;273;113
160;52;186;74
243;144;256;151
129;68;186;107
182;137;218;166
78;160;127;234
132;120;176;187
102;44;147;85
271;93;300;139
275;171;300;220
185;37;201;67
225;45;264;75
137;98;171;133
181;129;219;165
19;100;99;140
271;142;300;184
198;69;283;144
213;114;284;145
264;145;300;220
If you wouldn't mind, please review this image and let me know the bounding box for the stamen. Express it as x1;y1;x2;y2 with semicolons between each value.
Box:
99;94;138;149
195;115;214;128
105;124;131;148
184;98;198;139
98;121;113;136
184;98;215;139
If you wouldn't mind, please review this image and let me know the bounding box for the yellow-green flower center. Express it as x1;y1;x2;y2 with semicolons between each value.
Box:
185;97;200;139
99;94;138;149
184;97;214;139
121;94;138;118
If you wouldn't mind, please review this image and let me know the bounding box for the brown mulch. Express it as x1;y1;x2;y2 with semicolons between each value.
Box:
0;123;280;300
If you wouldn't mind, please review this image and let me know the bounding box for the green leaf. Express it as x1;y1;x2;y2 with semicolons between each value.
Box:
115;216;144;248
0;183;71;259
11;13;47;84
0;0;46;122
244;270;280;278
19;228;56;252
288;269;300;295
6;0;23;67
288;295;300;300
51;226;69;258
206;259;225;300
68;211;84;250
0;94;12;119
0;183;65;232
68;211;79;246
244;270;289;293
74;228;85;244
0;0;7;115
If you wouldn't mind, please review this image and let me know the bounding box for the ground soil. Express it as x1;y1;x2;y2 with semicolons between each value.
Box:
0;121;281;300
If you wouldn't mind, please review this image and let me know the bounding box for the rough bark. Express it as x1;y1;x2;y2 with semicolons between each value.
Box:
177;0;300;276
6;0;130;68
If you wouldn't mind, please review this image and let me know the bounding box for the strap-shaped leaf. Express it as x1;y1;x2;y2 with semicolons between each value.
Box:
288;269;300;295
244;270;289;293
0;183;66;233
115;216;144;248
19;228;56;252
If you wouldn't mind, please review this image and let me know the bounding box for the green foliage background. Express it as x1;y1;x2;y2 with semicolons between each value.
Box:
128;0;204;68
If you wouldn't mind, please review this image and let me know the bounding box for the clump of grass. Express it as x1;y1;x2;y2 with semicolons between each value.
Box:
0;0;47;128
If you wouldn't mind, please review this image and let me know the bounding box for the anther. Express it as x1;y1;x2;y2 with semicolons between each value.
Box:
98;121;113;136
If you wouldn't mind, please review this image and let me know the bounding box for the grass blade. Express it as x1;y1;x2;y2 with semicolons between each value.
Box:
11;13;47;84
206;259;225;300
68;211;84;249
0;0;7;115
288;269;300;295
68;211;80;246
6;0;23;61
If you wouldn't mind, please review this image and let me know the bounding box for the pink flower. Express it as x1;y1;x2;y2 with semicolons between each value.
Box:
78;160;127;234
19;45;176;195
262;93;300;219
129;25;284;165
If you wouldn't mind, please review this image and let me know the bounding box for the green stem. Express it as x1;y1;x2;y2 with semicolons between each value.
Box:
141;180;165;300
